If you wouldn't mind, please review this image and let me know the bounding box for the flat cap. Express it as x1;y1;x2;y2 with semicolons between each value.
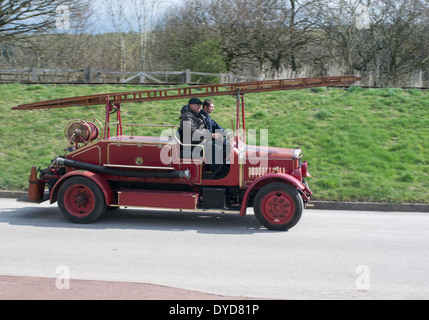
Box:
188;98;203;105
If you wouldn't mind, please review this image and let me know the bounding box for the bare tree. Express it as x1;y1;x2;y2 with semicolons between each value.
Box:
268;0;319;76
101;0;131;78
304;0;428;85
374;0;428;86
305;0;380;74
156;0;321;77
129;0;162;71
2;0;427;86
201;0;290;75
0;0;90;44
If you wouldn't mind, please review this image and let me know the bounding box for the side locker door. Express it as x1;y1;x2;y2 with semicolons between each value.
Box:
107;142;173;169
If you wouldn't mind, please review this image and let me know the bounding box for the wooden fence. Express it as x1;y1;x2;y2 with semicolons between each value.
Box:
1;67;426;88
0;68;255;84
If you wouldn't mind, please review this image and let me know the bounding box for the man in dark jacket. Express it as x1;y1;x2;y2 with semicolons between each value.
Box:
179;98;209;145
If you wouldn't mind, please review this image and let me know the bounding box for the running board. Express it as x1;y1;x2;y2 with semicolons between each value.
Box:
117;189;199;210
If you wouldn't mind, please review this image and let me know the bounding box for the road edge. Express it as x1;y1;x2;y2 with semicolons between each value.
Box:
1;190;429;213
309;201;429;213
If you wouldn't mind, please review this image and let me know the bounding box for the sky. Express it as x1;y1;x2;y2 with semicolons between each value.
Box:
85;0;183;33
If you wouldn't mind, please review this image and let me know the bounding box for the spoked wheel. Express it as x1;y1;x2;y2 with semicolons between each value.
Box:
58;177;106;224
254;183;303;231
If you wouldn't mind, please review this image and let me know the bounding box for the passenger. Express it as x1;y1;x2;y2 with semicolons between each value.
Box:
201;99;229;175
201;99;224;135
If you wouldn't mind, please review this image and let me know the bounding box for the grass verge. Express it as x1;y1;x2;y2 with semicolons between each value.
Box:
0;83;428;203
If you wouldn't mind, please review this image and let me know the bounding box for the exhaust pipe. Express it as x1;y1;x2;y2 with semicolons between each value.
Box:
53;157;190;180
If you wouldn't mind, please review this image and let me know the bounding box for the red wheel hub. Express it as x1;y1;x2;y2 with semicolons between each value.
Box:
261;191;295;224
63;184;95;218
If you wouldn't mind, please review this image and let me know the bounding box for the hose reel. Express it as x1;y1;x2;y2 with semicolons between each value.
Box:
64;118;104;147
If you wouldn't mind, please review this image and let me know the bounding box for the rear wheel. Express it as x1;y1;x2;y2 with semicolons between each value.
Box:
254;183;303;231
58;177;106;224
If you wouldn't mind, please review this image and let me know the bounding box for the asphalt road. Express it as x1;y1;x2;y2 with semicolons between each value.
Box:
0;198;428;300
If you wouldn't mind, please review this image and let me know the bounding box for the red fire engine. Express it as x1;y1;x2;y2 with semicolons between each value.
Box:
14;76;360;230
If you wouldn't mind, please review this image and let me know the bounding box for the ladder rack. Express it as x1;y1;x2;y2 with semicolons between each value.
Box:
12;76;361;111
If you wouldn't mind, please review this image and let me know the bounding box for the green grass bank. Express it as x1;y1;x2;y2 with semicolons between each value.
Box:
0;83;428;203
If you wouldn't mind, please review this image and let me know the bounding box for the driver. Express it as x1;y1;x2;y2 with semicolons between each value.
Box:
178;98;208;145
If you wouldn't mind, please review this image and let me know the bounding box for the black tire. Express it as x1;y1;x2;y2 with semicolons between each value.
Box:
254;183;303;231
58;176;106;224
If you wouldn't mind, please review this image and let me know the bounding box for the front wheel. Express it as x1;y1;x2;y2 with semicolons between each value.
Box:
254;183;303;231
58;177;106;224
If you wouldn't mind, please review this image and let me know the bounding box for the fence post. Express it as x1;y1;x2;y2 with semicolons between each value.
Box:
229;72;235;83
185;69;192;84
31;67;38;83
84;67;93;83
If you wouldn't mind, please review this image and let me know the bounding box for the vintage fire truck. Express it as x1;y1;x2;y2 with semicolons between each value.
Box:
14;76;360;230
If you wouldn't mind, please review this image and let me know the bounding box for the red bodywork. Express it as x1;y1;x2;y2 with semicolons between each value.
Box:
48;135;312;212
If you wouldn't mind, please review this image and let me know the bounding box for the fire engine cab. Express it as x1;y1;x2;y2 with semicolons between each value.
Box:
14;76;360;230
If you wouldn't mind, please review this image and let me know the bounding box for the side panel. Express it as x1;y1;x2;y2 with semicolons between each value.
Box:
71;145;102;165
108;143;173;168
118;189;199;210
50;170;113;205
